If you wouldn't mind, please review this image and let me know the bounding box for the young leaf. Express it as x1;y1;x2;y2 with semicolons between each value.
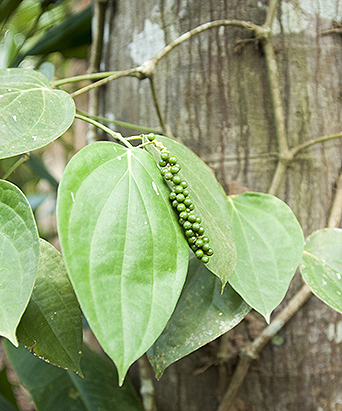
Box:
16;239;83;376
4;341;143;411
226;192;304;322
0;68;75;159
143;135;236;288
0;179;39;344
57;142;189;384
300;228;342;313
148;254;250;379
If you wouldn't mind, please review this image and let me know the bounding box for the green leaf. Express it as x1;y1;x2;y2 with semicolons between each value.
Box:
144;135;236;288
0;179;39;344
0;68;75;159
226;192;304;322
4;341;144;411
16;239;83;376
0;365;19;410
0;395;17;411
300;228;342;313
57;142;189;384
148;254;250;379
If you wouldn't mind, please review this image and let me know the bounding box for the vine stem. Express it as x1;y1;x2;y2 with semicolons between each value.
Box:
51;71;121;87
1;153;30;180
149;77;166;132
138;355;158;411
74;114;133;149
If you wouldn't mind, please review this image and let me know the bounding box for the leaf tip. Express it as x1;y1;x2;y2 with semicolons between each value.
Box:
264;313;271;324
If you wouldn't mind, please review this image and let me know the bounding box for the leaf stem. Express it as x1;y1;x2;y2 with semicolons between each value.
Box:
52;71;122;87
1;153;30;180
290;133;342;157
149;77;166;132
74;114;133;149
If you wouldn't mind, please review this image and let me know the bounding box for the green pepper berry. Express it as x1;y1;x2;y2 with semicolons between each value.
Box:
201;255;209;264
195;239;204;248
170;166;180;174
179;211;188;219
180;181;188;188
183;198;192;207
195;216;202;224
205;248;213;256
183;189;190;196
183;221;192;230
195;249;204;259
188;236;197;244
191;244;198;251
185;229;194;237
169;156;177;165
202;236;210;243
159;159;167;167
174;185;184;194
172;175;181;185
188;203;195;211
169;191;177;200
178;218;185;225
161;151;170;161
164;172;173;180
175;163;182;170
147;133;155;141
198;226;204;234
192;222;200;232
188;214;196;223
176;193;185;202
160;167;168;176
202;243;211;252
172;199;179;208
177;203;186;212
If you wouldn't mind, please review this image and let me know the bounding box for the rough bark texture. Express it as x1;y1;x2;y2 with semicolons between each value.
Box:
103;1;342;410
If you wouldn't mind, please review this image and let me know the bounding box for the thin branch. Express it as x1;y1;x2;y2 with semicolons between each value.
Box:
1;153;30;180
328;172;342;228
138;355;157;411
70;68;140;98
74;114;133;149
52;71;121;87
152;20;259;64
268;160;288;196
149;77;166;132
76;110;161;134
264;0;279;28
291;133;342;157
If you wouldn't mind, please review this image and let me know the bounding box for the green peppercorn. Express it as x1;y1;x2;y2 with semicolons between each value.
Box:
179;211;188;219
169;156;177;165
188;214;196;223
188;236;197;244
165;172;173;180
192;222;200;232
161;151;170;161
160;168;168;176
202;243;211;252
183;198;192;207
170;166;180;174
178;218;185;225
188;203;195;211
176;193;185;202
202;236;209;243
201;255;209;264
174;185;184;194
205;248;213;256
180;181;188;188
159;159;167;167
195;216;202;224
195;239;204;248
172;175;181;185
195;249;204;259
191;244;198;251
177;203;186;212
183;189;190;196
183;221;192;230
169;191;177;200
172;199;179;208
185;229;194;237
198;226;204;234
147;133;155;141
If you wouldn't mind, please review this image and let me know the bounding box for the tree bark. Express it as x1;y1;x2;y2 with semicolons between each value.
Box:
103;1;342;410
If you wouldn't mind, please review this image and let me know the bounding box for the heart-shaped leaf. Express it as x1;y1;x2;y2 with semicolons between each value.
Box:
57;142;189;384
300;228;342;313
0;179;39;344
0;68;75;159
144;135;236;288
148;254;250;379
226;192;304;322
17;239;83;376
4;341;143;411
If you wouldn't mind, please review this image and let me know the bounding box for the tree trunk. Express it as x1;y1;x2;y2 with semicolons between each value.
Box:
102;1;342;410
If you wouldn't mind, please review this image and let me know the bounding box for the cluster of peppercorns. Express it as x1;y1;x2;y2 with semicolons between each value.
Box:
147;134;213;263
